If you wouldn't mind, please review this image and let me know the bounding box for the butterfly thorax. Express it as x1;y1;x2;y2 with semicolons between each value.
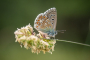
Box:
47;30;57;37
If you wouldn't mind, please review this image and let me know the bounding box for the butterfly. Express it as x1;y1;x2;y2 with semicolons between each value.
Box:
34;7;57;38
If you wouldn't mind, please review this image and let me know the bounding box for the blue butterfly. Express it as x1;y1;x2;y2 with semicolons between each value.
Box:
34;7;57;38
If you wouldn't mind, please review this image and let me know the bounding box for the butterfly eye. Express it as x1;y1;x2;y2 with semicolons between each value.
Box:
55;31;57;35
51;15;52;16
52;23;53;24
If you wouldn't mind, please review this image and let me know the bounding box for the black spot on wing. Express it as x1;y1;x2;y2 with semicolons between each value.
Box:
52;19;54;20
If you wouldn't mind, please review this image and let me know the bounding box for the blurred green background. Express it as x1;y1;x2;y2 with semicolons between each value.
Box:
0;0;90;60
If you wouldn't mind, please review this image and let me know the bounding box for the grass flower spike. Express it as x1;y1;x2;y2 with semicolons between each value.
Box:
14;24;56;54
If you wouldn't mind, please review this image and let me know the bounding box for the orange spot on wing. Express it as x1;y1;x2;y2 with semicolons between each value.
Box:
44;16;45;18
38;20;40;21
41;16;42;18
39;16;42;19
36;26;38;28
37;22;39;24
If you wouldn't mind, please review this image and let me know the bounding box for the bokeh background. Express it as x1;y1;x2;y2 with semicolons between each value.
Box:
0;0;90;60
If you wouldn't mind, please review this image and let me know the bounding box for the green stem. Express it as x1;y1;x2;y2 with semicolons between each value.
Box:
56;39;90;47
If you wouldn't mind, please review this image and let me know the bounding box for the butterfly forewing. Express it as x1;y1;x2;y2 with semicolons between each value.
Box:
45;8;57;30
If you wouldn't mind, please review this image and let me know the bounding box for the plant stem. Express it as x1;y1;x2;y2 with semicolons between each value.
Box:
56;39;90;47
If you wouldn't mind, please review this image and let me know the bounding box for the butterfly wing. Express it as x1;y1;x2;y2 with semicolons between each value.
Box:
34;7;57;36
44;7;57;30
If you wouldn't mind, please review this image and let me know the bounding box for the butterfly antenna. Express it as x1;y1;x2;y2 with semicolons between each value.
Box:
57;30;66;33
